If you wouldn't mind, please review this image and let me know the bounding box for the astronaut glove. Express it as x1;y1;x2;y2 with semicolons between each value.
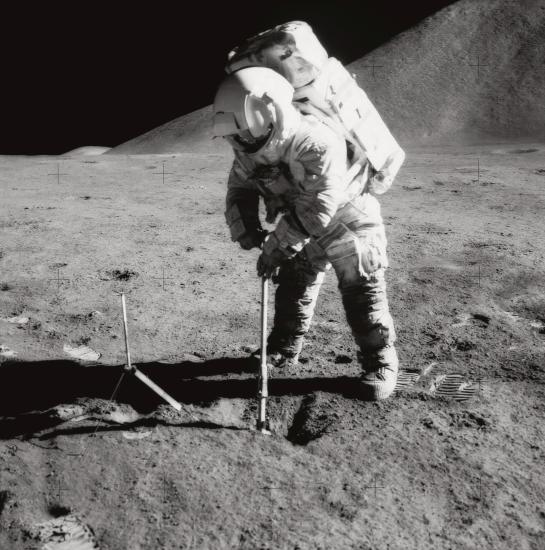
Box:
238;228;267;250
368;172;393;195
256;233;288;278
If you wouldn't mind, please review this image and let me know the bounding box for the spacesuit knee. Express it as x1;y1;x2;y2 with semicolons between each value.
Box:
320;223;388;290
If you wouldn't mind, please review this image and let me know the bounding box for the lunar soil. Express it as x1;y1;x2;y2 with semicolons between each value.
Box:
1;145;544;549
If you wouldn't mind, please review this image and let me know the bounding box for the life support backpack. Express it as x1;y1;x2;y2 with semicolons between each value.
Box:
226;21;404;193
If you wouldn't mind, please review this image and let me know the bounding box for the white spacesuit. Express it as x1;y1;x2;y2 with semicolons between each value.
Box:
213;67;400;400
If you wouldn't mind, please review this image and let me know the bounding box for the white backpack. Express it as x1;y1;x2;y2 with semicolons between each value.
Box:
226;21;405;193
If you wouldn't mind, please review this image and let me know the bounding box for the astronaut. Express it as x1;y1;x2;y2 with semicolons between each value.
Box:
213;67;401;400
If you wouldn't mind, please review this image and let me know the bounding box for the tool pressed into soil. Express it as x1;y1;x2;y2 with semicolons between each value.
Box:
257;277;271;435
120;293;182;412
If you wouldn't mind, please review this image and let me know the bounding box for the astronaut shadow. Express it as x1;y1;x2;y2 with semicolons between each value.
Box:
0;357;359;439
0;356;256;416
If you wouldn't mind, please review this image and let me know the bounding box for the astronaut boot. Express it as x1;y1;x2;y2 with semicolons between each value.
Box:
358;345;399;400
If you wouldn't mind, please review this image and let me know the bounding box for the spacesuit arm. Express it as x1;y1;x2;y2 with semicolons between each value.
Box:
369;144;406;195
268;132;346;257
225;153;263;245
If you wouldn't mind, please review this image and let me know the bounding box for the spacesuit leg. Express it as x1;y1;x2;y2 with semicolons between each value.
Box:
268;251;326;362
341;268;397;363
325;224;398;399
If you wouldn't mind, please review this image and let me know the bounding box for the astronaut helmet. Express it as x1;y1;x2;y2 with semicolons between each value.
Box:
213;67;295;154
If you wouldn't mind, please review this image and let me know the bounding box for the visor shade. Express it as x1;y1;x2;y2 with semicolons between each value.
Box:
213;112;243;138
223;125;273;153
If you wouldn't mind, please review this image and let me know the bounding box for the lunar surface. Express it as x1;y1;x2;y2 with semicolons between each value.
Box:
1;0;544;549
1;144;544;549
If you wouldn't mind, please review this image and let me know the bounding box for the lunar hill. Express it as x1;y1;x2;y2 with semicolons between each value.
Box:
62;146;111;156
109;0;545;155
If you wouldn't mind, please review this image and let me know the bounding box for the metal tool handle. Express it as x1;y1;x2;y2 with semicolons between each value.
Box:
121;293;132;370
132;369;182;412
257;277;269;433
120;293;182;412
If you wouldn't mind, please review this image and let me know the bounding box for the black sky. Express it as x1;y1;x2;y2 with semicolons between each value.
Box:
2;1;455;154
